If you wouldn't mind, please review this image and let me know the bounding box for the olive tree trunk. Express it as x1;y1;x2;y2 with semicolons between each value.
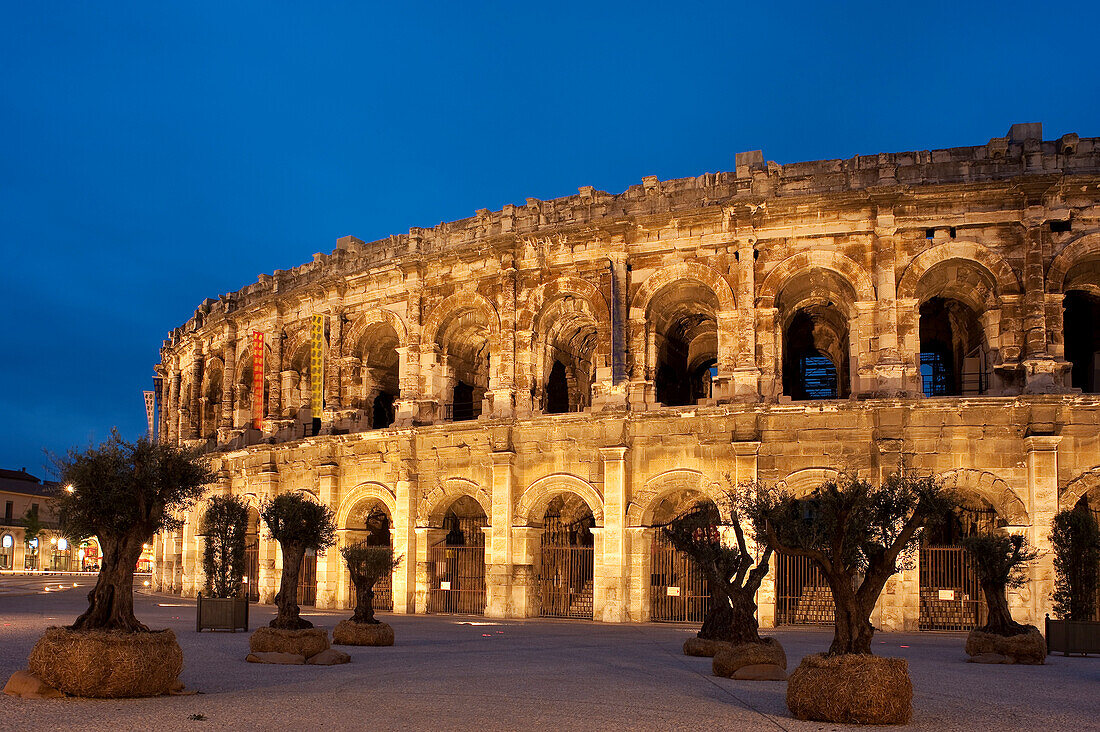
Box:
271;541;312;630
350;576;379;624
825;572;875;656
71;532;148;632
978;579;1028;636
697;567;763;644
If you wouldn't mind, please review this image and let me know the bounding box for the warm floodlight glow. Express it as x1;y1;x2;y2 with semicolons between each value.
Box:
144;580;151;587
1;535;11;549
65;484;75;493
50;537;57;545
57;538;68;551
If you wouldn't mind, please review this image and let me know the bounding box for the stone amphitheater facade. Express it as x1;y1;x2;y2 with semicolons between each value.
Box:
152;123;1100;630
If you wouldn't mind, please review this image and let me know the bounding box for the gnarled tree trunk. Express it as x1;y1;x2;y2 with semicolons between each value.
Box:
350;575;379;624
978;579;1028;636
271;541;312;630
698;572;762;644
826;573;874;656
71;532;149;632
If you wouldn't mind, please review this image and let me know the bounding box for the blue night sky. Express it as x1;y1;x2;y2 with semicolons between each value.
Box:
1;2;1098;475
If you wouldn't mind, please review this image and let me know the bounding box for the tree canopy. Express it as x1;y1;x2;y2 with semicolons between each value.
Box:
200;495;250;598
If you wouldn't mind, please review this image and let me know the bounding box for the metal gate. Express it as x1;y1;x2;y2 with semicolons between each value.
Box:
243;537;259;602
650;532;710;622
919;546;987;631
296;551;317;607
539;516;593;619
775;553;833;625
428;517;487;614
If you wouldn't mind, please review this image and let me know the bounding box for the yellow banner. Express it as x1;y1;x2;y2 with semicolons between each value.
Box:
311;314;324;416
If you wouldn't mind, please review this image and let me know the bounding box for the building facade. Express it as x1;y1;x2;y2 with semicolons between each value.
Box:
152;123;1100;630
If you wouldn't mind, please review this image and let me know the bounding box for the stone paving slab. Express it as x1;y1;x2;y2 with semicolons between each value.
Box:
1;586;1098;731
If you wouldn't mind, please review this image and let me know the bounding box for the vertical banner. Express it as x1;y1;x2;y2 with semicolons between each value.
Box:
310;315;325;430
251;330;265;430
143;391;155;437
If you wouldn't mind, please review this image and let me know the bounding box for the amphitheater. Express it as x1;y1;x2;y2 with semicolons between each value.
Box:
151;123;1100;631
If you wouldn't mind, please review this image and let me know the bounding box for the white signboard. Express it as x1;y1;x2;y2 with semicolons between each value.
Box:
938;589;955;601
666;586;681;597
440;581;451;591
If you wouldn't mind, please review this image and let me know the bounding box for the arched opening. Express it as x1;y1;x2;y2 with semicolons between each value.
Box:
918;498;1002;631
1064;291;1100;393
285;340;313;432
545;361;570;414
919;297;988;396
201;364;223;439
534;295;599;413
48;535;73;571
427;495;488;615
648;281;720;407
350;321;401;429
236;351;270;431
243;507;260;602
648;491;713;623
435;307;493;422
78;537;100;572
776;268;856;401
782;307;849;400
538;494;594;618
344;498;393;612
0;533;13;570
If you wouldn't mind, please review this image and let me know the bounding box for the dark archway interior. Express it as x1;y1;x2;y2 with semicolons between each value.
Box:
649;281;719;407
372;391;395;428
782;308;847;400
1064;290;1100;393
543;494;594;547
919;297;987;396
442;495;488;547
452;381;475;421
545;360;570;414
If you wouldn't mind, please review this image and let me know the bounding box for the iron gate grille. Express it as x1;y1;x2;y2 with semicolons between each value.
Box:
296;551;317;607
428;544;487;614
919;546;987;631
650;531;710;622
776;553;833;625
539;516;593;619
243;537;259;602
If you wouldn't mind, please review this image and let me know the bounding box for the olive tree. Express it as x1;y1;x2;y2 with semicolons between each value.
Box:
1050;506;1100;621
200;495;250;598
341;542;402;624
259;493;336;629
962;532;1040;636
744;469;956;656
53;431;214;632
661;501;771;644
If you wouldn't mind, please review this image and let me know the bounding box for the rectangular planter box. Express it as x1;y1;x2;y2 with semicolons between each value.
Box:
196;594;249;632
1046;615;1100;656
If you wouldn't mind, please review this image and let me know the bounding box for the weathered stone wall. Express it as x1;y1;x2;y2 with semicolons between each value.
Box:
153;125;1100;629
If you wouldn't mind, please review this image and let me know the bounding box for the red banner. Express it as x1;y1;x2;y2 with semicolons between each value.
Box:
251;331;264;430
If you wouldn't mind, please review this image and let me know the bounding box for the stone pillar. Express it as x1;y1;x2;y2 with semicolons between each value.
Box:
392;474;417;614
627;526;654;622
325;310;343;411
181;514;199;596
256;467;279;604
596;446;629;622
486;450;516;617
755;308;780;401
334;529;350;609
219;329;237;436
315;462;339;609
187;355;203;439
510;527;542;617
266;328;282;421
167;368;181;444
1025;435;1061;624
414;527;447;613
895;297;922;395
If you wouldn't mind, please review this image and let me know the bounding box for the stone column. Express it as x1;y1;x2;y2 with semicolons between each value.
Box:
895;298;922;395
188;354;203;439
167;368;181;444
627;526;654;622
755;308;780;401
391;469;418;614
315;462;339;609
334;529;350;609
181;514;199;596
219;329;237;436
256;467;279;604
1025;435;1061;624
486;450;516;617
266;328;282;421
596;446;629;622
414;527;447;614
510;527;542;617
325;310;343;411
487;255;517;418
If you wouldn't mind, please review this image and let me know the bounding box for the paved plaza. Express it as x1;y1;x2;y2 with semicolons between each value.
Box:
1;579;1097;731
